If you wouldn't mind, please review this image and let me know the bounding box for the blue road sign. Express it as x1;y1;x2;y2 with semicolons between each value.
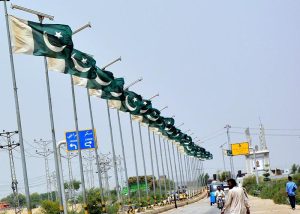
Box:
65;129;96;151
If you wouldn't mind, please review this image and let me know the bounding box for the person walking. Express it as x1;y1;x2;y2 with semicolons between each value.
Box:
286;176;297;210
221;178;250;214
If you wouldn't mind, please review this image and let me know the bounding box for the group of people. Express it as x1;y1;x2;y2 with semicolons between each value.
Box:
213;175;297;214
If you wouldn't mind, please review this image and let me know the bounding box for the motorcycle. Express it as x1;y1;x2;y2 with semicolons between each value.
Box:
217;197;224;209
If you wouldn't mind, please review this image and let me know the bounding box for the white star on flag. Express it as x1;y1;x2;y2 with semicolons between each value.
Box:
81;58;87;64
133;97;138;102
55;32;63;39
143;102;147;105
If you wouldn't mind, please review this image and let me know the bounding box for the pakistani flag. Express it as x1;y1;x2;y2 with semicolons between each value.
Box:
142;108;160;125
72;66;114;89
149;116;165;133
9;15;73;59
131;99;152;122
120;90;143;115
89;78;125;109
48;49;97;79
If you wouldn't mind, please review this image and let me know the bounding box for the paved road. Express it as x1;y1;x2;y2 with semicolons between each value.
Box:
162;197;221;214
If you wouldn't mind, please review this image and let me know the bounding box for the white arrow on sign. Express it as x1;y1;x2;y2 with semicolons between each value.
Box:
70;143;78;150
85;141;92;148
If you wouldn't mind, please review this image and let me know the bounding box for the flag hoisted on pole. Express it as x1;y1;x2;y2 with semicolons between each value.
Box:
86;57;121;212
9;15;73;58
70;75;89;214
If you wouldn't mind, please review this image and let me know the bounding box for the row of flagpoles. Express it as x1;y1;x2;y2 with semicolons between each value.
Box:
2;1;212;213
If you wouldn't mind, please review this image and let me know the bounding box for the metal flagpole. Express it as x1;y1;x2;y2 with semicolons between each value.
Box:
147;128;157;204
152;132;162;199
9;4;65;212
138;122;150;204
190;158;195;196
105;101;121;203
40;18;64;214
176;148;184;189
183;155;190;198
116;110;131;204
3;1;32;213
67;152;76;211
173;145;182;190
162;139;172;193
87;57;122;211
168;141;178;208
86;90;106;212
57;141;68;214
158;136;167;196
70;76;89;213
188;157;193;197
166;142;175;192
129;115;142;204
179;152;186;192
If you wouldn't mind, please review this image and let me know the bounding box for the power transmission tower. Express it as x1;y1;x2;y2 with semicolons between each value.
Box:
116;155;124;191
51;171;58;201
0;130;22;214
34;139;53;200
259;121;268;150
96;153;112;198
83;150;96;189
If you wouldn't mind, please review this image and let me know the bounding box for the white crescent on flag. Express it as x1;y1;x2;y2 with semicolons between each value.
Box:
43;31;66;52
71;53;91;73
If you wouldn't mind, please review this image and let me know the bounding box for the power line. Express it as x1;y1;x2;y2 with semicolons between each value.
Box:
230;131;300;137
231;126;300;131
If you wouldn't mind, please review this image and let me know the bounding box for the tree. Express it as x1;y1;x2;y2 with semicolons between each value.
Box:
1;193;26;207
291;164;298;174
218;171;230;182
86;188;103;214
64;180;81;191
30;192;41;208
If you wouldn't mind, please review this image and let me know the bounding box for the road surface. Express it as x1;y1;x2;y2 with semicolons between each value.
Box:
162;197;221;214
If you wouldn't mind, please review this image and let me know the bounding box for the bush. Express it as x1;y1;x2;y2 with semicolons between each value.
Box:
40;200;60;214
244;173;300;205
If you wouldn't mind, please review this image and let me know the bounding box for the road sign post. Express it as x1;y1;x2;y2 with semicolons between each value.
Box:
65;129;96;151
231;142;249;156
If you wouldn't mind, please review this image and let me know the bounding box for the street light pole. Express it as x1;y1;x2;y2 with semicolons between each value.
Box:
225;124;235;178
220;142;227;173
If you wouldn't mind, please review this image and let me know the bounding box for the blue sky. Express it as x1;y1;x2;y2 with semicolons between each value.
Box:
0;0;300;197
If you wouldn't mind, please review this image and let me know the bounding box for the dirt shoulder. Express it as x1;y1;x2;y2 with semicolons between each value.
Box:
249;195;300;214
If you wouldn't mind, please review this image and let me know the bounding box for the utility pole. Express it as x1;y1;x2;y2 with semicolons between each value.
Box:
0;130;22;214
220;142;227;173
34;139;53;200
225;124;235;178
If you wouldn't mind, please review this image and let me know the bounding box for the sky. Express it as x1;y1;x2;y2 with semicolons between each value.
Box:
0;0;300;198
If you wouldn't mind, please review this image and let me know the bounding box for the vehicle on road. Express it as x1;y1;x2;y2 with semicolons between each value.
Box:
209;182;224;206
217;197;224;209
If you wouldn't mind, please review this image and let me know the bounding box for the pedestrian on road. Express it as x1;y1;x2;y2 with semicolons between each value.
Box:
221;178;250;214
286;175;297;210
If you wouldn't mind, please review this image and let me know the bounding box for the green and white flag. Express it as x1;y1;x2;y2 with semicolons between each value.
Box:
131;99;152;122
47;49;97;79
72;67;114;89
120;90;143;115
9;15;73;59
89;78;125;109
